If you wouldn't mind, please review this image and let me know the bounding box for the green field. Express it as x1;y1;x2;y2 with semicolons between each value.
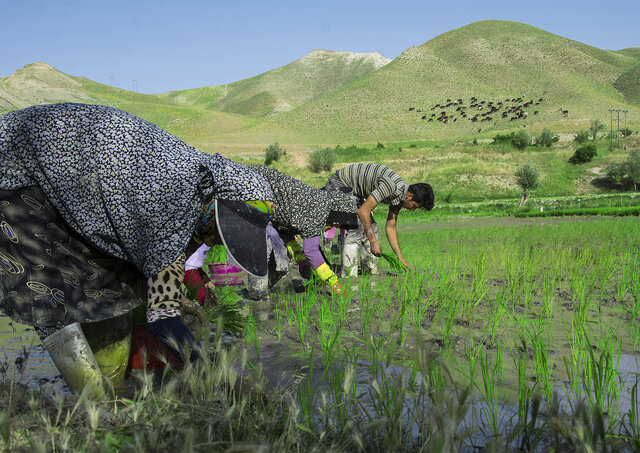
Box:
2;216;640;451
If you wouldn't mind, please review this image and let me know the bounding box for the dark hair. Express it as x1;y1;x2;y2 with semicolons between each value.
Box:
408;183;434;210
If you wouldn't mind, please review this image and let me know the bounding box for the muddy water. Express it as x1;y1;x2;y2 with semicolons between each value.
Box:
0;315;67;394
2;215;640;446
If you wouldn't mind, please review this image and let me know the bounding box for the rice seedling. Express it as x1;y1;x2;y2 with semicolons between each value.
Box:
3;216;640;450
380;252;407;272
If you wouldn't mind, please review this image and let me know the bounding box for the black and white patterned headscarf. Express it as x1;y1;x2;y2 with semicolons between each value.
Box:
249;165;356;239
0;103;273;277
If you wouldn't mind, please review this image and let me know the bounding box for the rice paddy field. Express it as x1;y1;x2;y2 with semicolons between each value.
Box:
2;215;640;451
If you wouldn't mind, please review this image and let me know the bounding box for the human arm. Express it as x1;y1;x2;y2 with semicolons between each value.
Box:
385;208;410;269
358;195;382;256
146;254;198;363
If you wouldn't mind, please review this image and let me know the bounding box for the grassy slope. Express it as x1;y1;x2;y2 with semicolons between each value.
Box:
1;22;638;201
251;21;638;144
159;50;390;118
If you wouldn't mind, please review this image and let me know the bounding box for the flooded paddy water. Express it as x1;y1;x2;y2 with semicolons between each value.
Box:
2;215;640;450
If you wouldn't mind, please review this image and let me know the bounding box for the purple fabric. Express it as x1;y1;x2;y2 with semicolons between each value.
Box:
302;235;326;269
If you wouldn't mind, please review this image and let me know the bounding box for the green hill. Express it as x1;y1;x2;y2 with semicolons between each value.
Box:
159;50;390;117
0;62;258;147
1;21;638;148
252;20;638;143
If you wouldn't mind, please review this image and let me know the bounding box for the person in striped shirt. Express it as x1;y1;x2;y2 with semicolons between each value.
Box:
324;163;434;276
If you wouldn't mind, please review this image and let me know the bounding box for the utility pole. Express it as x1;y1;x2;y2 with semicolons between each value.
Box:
609;109;613;150
132;79;138;92
609;109;628;150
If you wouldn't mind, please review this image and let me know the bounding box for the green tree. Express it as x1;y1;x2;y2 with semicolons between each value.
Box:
308;147;336;173
628;148;640;191
604;162;628;188
574;129;590;144
514;161;540;206
536;128;559;147
264;142;286;165
589;119;605;141
512;130;531;150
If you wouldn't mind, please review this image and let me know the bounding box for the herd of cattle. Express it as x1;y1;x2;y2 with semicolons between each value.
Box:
408;94;569;131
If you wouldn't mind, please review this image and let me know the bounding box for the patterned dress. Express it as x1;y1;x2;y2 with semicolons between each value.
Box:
0;103;272;328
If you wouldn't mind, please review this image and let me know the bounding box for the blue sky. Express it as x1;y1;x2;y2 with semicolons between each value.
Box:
2;0;638;94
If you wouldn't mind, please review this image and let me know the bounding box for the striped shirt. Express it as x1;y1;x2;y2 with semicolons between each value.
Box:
336;163;407;212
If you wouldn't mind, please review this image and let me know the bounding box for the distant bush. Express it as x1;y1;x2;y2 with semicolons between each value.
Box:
308;147;336;173
574;129;590;145
568;144;597;164
536;128;559;147
628;148;640;190
602;148;640;190
512;130;531;150
604;161;628;187
492;132;515;145
264;142;286;165
376;142;385;149
472;138;478;146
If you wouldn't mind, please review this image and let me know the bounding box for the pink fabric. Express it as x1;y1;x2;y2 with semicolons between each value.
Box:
324;227;336;239
184;269;208;306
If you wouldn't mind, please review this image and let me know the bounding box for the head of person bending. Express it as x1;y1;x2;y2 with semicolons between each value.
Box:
401;183;435;211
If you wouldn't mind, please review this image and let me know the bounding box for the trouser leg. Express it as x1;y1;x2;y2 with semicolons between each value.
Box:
359;222;379;275
341;228;361;277
248;274;269;300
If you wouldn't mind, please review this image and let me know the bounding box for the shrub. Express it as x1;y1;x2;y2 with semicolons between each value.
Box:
264;142;286;165
376;142;385;149
536;128;559;147
574;129;590;144
628;148;640;190
512;130;531;150
308;147;336;173
493;132;514;145
568;144;597;164
472;138;478;146
604;162;628;187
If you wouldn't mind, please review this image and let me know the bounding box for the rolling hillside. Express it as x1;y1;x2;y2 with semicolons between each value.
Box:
158;50;390;117
1;21;638;148
252;20;639;143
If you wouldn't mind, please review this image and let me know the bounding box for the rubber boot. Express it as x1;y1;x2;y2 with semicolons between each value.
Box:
82;312;132;390
41;322;106;399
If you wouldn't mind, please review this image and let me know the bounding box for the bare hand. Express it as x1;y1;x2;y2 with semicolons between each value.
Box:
399;257;411;269
370;241;382;257
205;281;216;292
